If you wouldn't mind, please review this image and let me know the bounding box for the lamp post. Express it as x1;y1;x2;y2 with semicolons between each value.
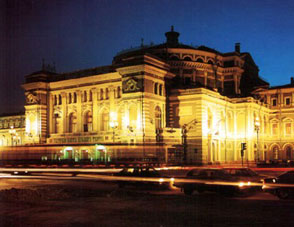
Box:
254;117;260;163
9;126;16;146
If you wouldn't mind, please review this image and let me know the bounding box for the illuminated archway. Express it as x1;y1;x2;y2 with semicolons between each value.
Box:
53;113;61;133
100;108;109;131
68;112;77;133
83;110;92;132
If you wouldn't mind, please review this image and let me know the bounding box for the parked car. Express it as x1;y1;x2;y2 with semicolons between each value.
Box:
113;167;174;189
174;168;256;196
223;167;267;190
263;170;294;199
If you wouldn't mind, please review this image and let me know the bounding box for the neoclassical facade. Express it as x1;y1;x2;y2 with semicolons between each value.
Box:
1;27;294;165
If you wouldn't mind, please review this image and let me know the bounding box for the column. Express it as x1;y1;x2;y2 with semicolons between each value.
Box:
49;94;54;134
76;90;82;132
61;92;67;133
92;88;98;131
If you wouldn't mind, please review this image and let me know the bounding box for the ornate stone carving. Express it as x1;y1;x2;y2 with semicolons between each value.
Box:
122;78;143;93
25;92;39;104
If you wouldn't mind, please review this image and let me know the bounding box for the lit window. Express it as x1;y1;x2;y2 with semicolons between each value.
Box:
272;123;278;135
285;122;291;135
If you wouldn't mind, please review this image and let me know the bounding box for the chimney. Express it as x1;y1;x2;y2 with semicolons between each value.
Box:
291;77;294;85
235;43;240;53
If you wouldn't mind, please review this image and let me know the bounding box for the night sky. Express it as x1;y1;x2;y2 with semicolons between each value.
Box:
1;0;294;114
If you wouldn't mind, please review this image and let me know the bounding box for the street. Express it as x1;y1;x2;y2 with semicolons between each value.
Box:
0;170;293;226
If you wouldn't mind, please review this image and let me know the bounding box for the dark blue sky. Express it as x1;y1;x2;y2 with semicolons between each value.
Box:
1;0;294;114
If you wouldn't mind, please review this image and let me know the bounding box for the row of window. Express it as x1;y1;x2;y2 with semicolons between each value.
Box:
169;55;242;68
271;96;292;107
53;87;122;105
52;106;163;134
154;83;164;96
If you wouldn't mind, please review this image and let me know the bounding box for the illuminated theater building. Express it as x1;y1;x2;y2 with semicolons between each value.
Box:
1;27;294;165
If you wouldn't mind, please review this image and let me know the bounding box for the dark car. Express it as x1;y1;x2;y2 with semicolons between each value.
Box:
174;168;255;196
263;170;294;199
113;167;174;189
223;167;267;190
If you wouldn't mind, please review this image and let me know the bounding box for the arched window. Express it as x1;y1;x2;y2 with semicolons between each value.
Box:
183;56;192;61
83;111;92;132
54;113;61;133
69;93;72;104
58;95;62;105
155;106;162;129
170;56;179;61
101;109;109;131
207;60;214;65
272;146;279;160
196;58;204;63
69;112;77;133
286;146;292;160
154;83;158;94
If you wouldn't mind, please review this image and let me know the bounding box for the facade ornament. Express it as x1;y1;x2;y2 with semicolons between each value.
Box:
123;78;141;93
25;92;39;104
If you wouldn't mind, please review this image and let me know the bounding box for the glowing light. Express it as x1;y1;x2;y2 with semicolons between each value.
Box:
239;182;244;187
159;178;164;183
110;112;117;121
64;147;73;151
96;145;106;150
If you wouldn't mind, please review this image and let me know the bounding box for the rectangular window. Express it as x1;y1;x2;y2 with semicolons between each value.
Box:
272;99;277;106
286;123;291;135
285;97;291;106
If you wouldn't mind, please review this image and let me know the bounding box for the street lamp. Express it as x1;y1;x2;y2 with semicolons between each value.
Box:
254;117;260;163
9;126;16;146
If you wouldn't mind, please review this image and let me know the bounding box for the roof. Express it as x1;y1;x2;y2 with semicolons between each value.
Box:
269;83;294;90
